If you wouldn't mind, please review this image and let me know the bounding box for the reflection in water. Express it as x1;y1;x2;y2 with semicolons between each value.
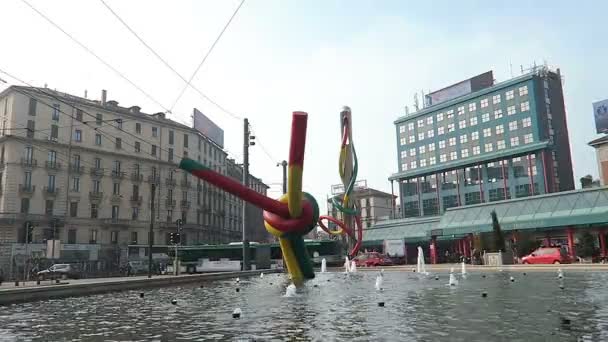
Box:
0;271;607;341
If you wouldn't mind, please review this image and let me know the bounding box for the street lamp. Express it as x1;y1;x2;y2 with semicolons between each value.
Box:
173;219;183;275
23;221;34;285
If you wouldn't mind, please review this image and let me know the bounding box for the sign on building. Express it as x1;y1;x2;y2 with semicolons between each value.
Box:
193;108;224;148
425;71;494;106
593;99;608;134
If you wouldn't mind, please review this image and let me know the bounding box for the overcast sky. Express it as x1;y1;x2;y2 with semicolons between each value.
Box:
0;0;606;214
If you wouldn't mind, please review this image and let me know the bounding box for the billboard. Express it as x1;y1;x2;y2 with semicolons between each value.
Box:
593;99;608;134
193;108;224;148
331;179;367;195
425;71;494;106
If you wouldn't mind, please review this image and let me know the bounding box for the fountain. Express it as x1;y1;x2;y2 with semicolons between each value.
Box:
344;256;351;273
557;268;564;279
285;284;297;297
350;260;357;273
375;270;384;291
448;267;458;286
321;258;327;273
416;246;428;275
461;261;467;276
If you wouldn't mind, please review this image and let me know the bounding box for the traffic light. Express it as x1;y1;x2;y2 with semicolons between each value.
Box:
169;232;181;245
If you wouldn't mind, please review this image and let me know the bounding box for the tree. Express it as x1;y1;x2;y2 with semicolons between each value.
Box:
513;233;541;258
580;175;594;189
577;231;597;258
491;210;505;252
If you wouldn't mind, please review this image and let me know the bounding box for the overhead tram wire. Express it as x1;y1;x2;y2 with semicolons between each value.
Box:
20;0;171;113
98;0;241;121
168;0;246;113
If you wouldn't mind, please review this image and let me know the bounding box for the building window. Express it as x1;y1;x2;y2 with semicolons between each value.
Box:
483;128;492;137
420;159;427;167
66;229;76;244
440;154;447;163
461;149;469;158
480;98;490;108
496;125;504;135
90;230;98;244
473;146;480;155
134;141;141;152
168;148;174;162
450;151;457;160
112;205;119;219
111;231;118;244
50;125;58;140
524;133;534;144
509;121;518;131
417;119;424;128
510;136;520;147
492;94;501;104
418;132;425;141
457;106;465;115
399;125;406;133
167;210;173;223
74;129;82;142
28;98;37;116
465;192;481;205
507;105;516;115
96;113;102;125
469;102;477;111
409;148;416;157
447;123;455;132
408;122;414;131
135;123;142;134
48;175;56;191
438;140;446;149
470;117;478;126
72;177;80;192
520;101;530;112
184;134;189;148
45;200;54;215
26;120;35;138
446;110;454;118
506;90;515;100
151;145;157;156
437;127;445;135
400;150;406;159
93;180;101;193
152;127;158;137
426;116;433;125
131;231;138;244
410;161;417;169
169;130;174;145
522;117;532;127
91;204;98;218
485;142;493;152
21;198;30;213
115;118;122;129
427;129;434;138
95;134;102;145
401;163;407;171
436;113;444;122
429;156;436;165
51;104;60;121
482;113;490;122
115;138;122;149
70;202;78;217
113;182;120;195
519;86;528;96
448;137;456;146
419;145;426;154
460;134;468;144
75;109;83;122
428;143;436;152
409;135;415;143
458;120;466;129
497;140;506;150
494;109;503;119
94;157;102;169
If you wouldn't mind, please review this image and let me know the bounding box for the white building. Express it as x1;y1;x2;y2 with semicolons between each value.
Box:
0;86;268;273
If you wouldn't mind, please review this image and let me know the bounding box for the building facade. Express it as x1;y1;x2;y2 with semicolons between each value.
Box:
0;86;268;271
390;66;574;218
589;135;608;186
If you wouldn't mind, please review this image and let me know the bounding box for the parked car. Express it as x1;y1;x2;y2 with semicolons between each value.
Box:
521;247;571;264
37;264;79;280
353;252;394;267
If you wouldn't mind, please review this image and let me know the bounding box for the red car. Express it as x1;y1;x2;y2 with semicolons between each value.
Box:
353;252;393;267
522;247;571;264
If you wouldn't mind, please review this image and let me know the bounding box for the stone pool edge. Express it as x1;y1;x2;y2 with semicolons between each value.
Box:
0;269;279;306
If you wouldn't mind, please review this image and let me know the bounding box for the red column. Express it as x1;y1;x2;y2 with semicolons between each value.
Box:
599;230;607;258
468;234;474;254
544;236;551;247
463;239;470;258
567;227;576;259
430;237;437;264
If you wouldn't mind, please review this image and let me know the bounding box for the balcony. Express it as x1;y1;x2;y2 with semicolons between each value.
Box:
19;184;35;194
43;186;60;196
165;199;176;208
110;194;123;203
45;161;62;170
130;195;143;205
20;158;37;168
69;164;85;174
131;173;143;182
180;180;192;188
180;200;191;209
89;191;103;201
101;218;130;227
147;175;160;184
111;170;125;180
90;168;104;177
166;178;177;187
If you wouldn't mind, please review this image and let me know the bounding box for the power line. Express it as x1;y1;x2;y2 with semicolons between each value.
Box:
20;0;170;113
169;0;246;113
98;0;241;121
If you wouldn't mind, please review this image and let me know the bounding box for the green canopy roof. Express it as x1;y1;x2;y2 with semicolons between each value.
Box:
363;217;440;243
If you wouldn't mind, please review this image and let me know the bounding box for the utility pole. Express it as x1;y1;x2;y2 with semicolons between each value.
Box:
242;118;254;270
148;183;156;278
174;219;183;276
51;218;58;262
23;222;33;285
277;160;287;194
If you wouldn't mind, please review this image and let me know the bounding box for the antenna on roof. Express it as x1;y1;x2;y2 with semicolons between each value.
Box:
413;93;420;112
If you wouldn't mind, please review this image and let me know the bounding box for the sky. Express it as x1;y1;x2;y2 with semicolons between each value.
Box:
0;0;607;215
